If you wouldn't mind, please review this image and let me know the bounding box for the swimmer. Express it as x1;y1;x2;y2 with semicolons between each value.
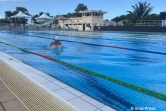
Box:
50;36;62;48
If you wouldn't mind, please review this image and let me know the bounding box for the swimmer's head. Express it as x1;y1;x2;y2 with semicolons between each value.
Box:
54;36;59;40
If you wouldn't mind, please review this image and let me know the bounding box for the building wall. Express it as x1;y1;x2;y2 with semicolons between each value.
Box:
91;16;104;30
91;16;104;25
58;14;105;31
77;16;104;30
117;21;124;26
81;16;92;23
103;21;117;26
82;17;91;31
59;21;66;28
78;24;82;30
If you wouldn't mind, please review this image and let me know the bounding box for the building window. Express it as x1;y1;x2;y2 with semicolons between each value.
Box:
87;13;90;16
89;13;91;16
86;23;90;27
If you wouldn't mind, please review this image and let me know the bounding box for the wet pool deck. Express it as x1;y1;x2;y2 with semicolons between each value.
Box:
0;51;116;111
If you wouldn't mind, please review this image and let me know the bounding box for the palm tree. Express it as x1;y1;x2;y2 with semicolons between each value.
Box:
127;1;154;22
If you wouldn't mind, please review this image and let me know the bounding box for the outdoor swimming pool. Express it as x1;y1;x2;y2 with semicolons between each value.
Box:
0;31;166;111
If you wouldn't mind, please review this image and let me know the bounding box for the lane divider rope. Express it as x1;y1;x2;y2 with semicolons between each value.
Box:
3;31;166;45
28;31;166;45
0;41;166;102
11;33;166;55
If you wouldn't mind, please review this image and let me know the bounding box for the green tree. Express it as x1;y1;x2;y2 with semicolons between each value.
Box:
5;11;12;19
57;3;88;18
111;15;126;22
39;12;43;16
15;7;30;24
0;19;10;24
145;13;160;20
4;7;31;24
38;12;50;16
75;3;88;13
5;11;16;24
159;12;166;20
46;12;50;16
31;12;52;24
127;1;154;22
74;3;88;17
125;14;136;25
67;13;73;18
72;13;77;17
31;14;39;24
16;7;30;15
62;14;67;18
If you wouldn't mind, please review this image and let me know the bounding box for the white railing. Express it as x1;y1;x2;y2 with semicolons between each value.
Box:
136;20;162;26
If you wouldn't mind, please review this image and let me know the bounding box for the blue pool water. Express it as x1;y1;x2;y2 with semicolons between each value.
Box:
0;31;166;110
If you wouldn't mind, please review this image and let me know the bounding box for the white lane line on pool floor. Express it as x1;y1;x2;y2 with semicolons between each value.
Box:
0;51;116;111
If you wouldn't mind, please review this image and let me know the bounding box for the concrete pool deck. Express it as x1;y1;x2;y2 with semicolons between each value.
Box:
0;79;29;111
0;51;116;111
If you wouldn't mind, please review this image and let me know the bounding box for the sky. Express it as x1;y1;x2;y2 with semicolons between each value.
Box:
0;0;165;20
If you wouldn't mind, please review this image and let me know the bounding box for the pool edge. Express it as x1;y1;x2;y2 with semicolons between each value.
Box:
0;51;116;111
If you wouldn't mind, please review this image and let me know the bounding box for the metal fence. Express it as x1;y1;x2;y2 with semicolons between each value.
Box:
0;23;78;32
136;20;162;26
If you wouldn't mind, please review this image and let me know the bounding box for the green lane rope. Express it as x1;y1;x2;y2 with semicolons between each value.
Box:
0;41;166;102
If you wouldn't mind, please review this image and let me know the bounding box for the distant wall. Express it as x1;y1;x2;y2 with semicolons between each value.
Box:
94;26;166;33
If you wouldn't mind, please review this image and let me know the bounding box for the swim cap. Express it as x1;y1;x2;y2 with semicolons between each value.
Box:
54;36;59;40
